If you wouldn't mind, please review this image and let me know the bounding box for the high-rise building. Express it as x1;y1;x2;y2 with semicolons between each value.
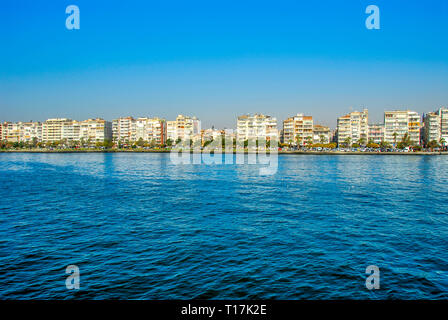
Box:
422;107;448;146
112;117;134;142
368;124;384;144
336;109;369;146
166;115;201;143
112;116;166;145
282;114;313;145
41;118;74;142
384;110;421;146
313;125;331;144
237;114;278;141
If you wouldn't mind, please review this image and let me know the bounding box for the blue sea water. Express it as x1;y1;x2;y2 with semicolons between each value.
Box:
0;152;447;299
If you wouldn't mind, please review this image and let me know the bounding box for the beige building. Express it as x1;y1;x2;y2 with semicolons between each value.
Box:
422;107;448;146
368;124;384;144
384;110;421;146
237;114;278;141
336;109;369;146
283;114;313;145
112;116;166;145
1;121;42;143
166;115;201;143
313;125;331;144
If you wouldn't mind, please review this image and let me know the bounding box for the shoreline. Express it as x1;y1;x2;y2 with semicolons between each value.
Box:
0;150;446;156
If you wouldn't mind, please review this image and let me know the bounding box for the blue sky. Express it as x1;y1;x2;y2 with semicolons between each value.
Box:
1;0;447;129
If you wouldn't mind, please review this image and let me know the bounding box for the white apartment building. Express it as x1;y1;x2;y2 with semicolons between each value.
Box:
237;114;278;141
0;121;42;143
336;109;369;146
112;116;166;145
112;117;134;142
384;110;421;146
313;125;331;144
422;107;448;146
41;118;111;143
282;114;313;145
41;118;74;142
166;115;201;143
134;117;166;145
368;124;384;144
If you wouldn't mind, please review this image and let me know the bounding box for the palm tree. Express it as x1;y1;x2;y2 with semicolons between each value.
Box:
392;132;398;147
343;137;351;148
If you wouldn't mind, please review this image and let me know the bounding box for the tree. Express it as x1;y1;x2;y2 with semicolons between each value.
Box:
343;137;351;148
392;132;398;147
358;137;366;146
380;141;391;149
427;140;440;150
295;135;303;147
440;137;446;149
136;138;145;147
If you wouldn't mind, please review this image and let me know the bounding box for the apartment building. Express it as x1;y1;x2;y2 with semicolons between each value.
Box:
134;117;166;145
282;114;313;145
384;111;421;146
336;109;369;146
112;117;166;145
422;107;448;146
112;117;134;142
368;124;384;144
313;125;330;144
166;115;201;143
77;118;112;143
237;114;278;141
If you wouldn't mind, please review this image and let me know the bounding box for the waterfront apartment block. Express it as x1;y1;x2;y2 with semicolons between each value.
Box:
313;125;331;144
368;124;384;144
166;115;201;143
0;121;42;143
237;114;278;141
336;109;369;146
422;107;448;146
283;114;313;145
112;117;166;145
384;111;421;146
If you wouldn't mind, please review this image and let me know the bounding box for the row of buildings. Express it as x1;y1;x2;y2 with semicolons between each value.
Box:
335;108;448;147
0;115;201;146
1;107;447;147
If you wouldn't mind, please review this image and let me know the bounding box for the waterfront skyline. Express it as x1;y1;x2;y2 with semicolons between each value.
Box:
1;0;448;128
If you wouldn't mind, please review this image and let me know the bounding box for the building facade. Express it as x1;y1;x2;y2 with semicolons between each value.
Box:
336;109;369;146
384;111;421;146
166;115;201;143
368;124;384;144
237;114;278;141
283;114;313;145
422;107;448;146
313;125;331;144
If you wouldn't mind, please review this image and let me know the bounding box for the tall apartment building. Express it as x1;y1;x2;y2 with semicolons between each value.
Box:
336;109;369;146
313;125;331;144
166;115;201;143
368;124;384;144
422;107;448;146
282;114;313;145
112;117;134;142
41;118;111;143
237;114;278;141
134;117;166;145
77;118;112;143
41;118;73;142
384;111;421;146
112;116;166;145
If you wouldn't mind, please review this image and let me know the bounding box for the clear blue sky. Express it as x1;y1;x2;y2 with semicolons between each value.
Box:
1;0;447;129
